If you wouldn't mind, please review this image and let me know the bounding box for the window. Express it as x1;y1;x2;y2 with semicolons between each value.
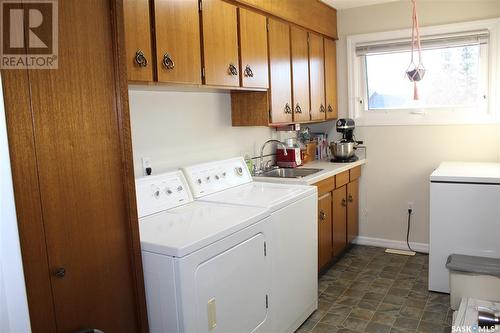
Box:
347;19;500;125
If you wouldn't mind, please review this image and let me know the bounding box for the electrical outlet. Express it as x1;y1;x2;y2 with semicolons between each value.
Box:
407;201;414;211
142;157;152;176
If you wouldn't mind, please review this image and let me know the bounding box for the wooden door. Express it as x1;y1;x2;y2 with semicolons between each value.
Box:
124;0;154;81
318;192;333;271
268;18;292;124
309;32;325;121
3;1;148;331
324;38;338;120
332;186;347;256
202;0;239;86
347;179;359;244
155;0;202;84
239;8;269;89
290;26;310;123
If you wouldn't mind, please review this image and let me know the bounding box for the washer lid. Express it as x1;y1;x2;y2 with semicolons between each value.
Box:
198;181;317;212
430;162;500;184
139;201;269;257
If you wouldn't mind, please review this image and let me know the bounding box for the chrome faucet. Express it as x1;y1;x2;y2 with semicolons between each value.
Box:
259;139;287;173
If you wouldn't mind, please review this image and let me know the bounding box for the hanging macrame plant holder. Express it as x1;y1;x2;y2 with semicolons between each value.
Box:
406;0;425;100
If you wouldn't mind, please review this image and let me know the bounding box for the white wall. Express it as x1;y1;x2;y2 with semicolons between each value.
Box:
311;1;500;246
0;75;31;332
129;87;293;177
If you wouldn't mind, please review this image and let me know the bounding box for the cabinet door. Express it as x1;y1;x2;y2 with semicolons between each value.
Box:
124;0;153;81
155;0;202;84
268;18;292;124
239;8;269;89
309;32;326;121
290;26;310;123
333;186;347;256
318;192;333;271
347;179;359;244
324;38;338;120
202;0;239;87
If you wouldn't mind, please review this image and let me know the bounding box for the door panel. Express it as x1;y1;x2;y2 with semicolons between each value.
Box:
268;18;292;124
155;0;202;84
333;186;347;256
25;1;144;331
318;192;332;271
195;234;268;333
309;33;325;121
347;179;359;244
290;26;310;123
324;38;338;120
202;0;239;86
124;0;154;81
239;8;269;89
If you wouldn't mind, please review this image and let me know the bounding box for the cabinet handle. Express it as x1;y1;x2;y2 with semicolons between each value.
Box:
134;49;148;67
162;53;175;69
319;210;326;221
341;198;347;207
328;104;333;113
244;65;254;77
295;104;302;114
54;267;66;278
320;104;325;113
284;103;292;114
228;64;238;76
348;194;353;203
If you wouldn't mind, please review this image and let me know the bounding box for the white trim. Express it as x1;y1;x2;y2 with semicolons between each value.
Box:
353;236;430;253
347;18;500;126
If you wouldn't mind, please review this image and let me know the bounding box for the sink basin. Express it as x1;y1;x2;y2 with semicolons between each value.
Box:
258;168;323;179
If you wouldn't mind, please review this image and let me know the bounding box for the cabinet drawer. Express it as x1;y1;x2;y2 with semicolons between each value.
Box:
335;171;349;188
314;176;334;196
350;166;361;181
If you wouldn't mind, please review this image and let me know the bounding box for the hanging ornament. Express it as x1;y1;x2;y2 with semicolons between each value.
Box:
405;0;425;100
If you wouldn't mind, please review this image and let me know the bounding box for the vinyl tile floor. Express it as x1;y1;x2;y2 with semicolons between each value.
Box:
297;245;452;333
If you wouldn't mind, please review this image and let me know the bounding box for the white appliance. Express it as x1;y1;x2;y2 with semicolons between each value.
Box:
429;162;500;293
136;171;273;333
182;157;318;333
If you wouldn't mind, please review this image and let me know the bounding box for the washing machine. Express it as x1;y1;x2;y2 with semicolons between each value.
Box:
136;170;272;333
182;157;318;333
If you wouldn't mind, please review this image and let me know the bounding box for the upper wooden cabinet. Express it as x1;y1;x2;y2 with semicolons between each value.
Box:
124;0;154;82
238;8;269;89
268;18;292;124
155;0;202;84
290;26;310;123
309;32;325;121
201;0;239;87
324;38;338;120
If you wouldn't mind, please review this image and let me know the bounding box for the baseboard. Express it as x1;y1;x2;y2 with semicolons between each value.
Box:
353;236;429;253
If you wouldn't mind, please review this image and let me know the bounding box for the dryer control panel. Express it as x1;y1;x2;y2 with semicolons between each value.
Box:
135;171;193;218
182;157;253;198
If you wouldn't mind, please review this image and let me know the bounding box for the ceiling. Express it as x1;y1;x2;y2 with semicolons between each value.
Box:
321;0;400;10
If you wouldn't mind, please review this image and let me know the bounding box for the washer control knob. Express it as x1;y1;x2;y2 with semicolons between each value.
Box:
222;172;227;177
153;189;160;198
177;185;183;192
166;188;173;195
235;167;243;176
206;176;210;181
215;175;220;180
197;178;202;184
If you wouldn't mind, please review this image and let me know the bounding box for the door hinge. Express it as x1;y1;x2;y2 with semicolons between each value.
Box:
264;241;267;256
265;294;269;309
198;0;202;11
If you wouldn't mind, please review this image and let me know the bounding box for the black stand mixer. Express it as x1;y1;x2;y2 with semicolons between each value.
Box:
329;119;364;163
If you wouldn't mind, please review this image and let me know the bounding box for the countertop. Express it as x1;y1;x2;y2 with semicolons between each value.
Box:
255;158;367;185
430;162;500;184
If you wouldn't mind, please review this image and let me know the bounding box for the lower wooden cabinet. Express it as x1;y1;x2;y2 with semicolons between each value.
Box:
333;186;347;256
314;166;361;272
318;192;333;269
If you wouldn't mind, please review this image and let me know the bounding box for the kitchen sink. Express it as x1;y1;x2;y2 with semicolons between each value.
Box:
258;168;323;179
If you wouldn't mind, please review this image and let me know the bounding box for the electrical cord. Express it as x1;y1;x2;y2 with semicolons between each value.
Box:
406;208;428;255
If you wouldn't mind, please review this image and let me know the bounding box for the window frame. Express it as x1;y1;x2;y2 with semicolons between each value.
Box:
347;18;500;126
